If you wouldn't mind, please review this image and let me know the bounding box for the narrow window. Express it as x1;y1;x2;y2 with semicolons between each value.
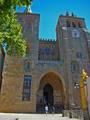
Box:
24;60;30;72
78;23;82;28
67;21;71;27
71;61;79;73
22;75;32;101
76;52;83;59
72;22;76;28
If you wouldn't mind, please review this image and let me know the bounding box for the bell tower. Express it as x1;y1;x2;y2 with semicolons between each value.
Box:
17;12;40;65
56;12;90;108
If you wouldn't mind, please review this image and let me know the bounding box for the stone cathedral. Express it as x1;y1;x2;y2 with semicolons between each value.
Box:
0;11;90;113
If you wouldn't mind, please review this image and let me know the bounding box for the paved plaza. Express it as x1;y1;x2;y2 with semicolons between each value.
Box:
0;113;81;120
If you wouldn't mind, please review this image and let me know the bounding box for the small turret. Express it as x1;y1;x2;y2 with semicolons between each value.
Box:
66;11;69;16
24;5;32;13
72;12;75;17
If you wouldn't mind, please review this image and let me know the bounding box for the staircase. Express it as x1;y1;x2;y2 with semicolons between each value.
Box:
0;113;82;120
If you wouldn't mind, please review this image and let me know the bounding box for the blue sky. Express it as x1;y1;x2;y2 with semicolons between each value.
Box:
16;0;90;39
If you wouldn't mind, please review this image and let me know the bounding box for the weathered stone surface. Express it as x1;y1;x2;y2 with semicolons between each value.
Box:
0;113;81;120
0;13;90;113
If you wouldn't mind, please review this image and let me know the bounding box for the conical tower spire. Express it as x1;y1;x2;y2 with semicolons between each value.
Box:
66;11;69;16
24;5;32;13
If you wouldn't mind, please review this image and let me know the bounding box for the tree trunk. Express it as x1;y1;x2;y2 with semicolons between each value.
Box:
0;47;5;91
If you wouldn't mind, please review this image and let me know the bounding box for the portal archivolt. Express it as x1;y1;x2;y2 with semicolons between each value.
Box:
36;71;66;111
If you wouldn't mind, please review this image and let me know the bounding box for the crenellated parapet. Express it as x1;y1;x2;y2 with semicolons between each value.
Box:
39;38;56;42
38;38;59;61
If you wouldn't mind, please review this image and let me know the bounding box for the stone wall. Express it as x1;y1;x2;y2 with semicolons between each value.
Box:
0;12;90;113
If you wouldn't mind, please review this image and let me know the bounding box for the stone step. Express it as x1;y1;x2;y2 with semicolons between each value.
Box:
0;113;81;120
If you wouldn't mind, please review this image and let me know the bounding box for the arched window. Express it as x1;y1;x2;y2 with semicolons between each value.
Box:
24;60;30;72
76;52;83;59
26;45;30;55
78;23;82;28
66;21;71;27
72;22;76;28
71;61;79;73
22;75;32;101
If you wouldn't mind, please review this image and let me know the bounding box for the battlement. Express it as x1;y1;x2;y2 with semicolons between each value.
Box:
38;38;59;61
39;38;56;42
59;11;85;20
56;12;86;29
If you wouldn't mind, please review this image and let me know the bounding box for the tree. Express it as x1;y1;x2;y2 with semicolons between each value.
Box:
0;0;33;56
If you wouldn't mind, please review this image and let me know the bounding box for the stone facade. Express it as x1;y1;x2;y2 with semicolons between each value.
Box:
0;12;90;113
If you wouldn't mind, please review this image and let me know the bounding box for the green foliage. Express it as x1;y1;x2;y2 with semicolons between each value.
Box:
0;0;32;56
18;0;33;6
0;0;33;8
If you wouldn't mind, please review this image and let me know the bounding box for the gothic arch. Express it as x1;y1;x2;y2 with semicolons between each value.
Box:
36;71;67;112
38;71;66;91
71;60;79;73
66;20;71;27
72;22;76;27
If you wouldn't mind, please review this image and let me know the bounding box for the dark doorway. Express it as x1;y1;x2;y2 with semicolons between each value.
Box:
43;84;53;105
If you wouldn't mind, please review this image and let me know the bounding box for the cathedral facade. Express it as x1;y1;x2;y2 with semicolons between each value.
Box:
0;12;90;113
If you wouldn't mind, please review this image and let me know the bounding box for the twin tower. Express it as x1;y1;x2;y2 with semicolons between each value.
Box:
0;12;90;112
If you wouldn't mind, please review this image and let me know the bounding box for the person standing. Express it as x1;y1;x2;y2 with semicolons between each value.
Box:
45;105;48;114
52;105;55;113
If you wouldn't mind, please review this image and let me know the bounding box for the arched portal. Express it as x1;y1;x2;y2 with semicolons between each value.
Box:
36;71;66;112
43;84;53;105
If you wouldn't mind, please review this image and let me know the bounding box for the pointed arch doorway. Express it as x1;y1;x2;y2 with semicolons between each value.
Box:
43;84;53;105
36;72;66;112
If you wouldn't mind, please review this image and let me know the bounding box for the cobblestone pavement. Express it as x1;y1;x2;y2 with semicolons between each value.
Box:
0;113;81;120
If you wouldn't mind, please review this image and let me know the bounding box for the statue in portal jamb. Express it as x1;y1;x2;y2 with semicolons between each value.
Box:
81;69;88;81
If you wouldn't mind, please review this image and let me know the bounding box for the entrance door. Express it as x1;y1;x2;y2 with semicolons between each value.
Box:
43;84;53;105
